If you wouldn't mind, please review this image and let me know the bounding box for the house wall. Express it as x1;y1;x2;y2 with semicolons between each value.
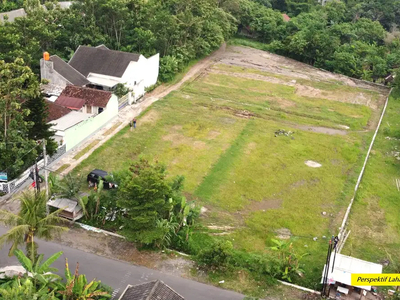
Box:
144;53;160;87
40;59;71;88
63;95;118;151
122;53;160;100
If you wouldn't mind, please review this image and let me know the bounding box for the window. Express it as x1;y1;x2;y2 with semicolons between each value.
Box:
86;105;92;113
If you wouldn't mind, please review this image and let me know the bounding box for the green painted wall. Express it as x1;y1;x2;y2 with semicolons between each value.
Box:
64;95;118;151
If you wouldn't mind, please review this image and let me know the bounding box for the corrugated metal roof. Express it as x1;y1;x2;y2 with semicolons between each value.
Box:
47;198;79;213
321;253;383;290
50;111;92;131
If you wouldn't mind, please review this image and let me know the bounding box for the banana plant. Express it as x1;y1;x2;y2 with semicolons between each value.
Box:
58;258;110;300
14;249;63;286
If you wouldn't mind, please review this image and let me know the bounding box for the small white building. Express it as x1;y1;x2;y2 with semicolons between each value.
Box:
48;86;118;151
322;253;383;300
40;45;159;106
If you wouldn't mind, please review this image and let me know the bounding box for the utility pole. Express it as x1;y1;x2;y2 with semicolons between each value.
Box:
42;139;49;199
42;139;50;215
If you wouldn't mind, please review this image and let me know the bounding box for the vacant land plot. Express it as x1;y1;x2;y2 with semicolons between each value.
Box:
344;89;400;268
73;46;390;286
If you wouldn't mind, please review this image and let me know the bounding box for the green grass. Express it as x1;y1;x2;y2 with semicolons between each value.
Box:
344;89;400;266
73;140;100;160
55;164;70;173
72;59;388;290
103;122;122;136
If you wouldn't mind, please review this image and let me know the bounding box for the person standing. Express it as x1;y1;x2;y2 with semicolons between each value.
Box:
133;118;137;129
129;120;133;131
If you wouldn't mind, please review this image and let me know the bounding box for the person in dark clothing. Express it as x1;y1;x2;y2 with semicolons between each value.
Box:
133;118;137;129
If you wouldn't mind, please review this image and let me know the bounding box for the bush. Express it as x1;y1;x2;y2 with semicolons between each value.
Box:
197;240;233;269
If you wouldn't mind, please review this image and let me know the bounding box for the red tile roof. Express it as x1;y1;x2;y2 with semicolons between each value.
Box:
282;14;291;22
55;96;86;110
59;85;112;108
46;100;72;122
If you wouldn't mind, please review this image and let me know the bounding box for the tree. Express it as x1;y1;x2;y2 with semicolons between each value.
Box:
0;59;39;180
0;191;68;259
23;93;58;156
116;159;176;245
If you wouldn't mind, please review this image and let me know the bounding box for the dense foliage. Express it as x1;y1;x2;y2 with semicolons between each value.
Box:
1;0;400;83
0;249;111;300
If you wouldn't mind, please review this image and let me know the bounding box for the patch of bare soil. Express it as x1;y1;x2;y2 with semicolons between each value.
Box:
295;85;379;109
295;125;348;136
210;68;288;85
154;256;194;278
245;142;257;154
140;110;159;124
162;126;209;150
193;141;207;149
246;199;283;212
207;130;221;140
55;226;162;269
350;196;400;244
275;228;292;239
223;46;389;96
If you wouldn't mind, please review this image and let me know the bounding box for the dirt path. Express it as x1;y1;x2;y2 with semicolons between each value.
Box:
49;44;226;175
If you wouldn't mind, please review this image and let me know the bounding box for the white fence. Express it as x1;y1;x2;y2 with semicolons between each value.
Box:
0;144;66;195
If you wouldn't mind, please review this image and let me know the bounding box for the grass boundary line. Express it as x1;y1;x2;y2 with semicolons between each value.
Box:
338;88;393;248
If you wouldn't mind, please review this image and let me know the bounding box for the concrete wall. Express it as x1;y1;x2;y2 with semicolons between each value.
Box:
122;53;159;98
145;53;160;87
40;59;70;88
63;95;118;151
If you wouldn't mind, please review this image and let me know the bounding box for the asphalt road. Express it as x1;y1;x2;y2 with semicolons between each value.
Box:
0;227;244;300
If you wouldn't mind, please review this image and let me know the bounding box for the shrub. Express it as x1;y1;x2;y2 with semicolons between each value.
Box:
197;240;233;269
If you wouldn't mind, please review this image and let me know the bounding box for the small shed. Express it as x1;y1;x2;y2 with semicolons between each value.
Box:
47;198;83;221
321;253;382;300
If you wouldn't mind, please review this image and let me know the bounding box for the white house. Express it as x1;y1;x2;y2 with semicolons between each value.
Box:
40;45;159;106
48;86;118;150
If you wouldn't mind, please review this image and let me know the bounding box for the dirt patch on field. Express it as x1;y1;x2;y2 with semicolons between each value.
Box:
295;125;348;136
193;141;207;149
245;142;257;154
154;256;194;278
207;130;221;140
275;228;292;239
295;85;378;109
350;196;400;244
140;110;159;124
162;126;209;150
246;199;283;212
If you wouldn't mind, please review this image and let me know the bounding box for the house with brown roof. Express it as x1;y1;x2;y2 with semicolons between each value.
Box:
50;85;118;151
55;85;114;115
40;44;159;105
119;280;184;300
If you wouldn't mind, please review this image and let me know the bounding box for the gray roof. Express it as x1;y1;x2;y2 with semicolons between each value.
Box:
0;8;26;23
47;198;80;213
119;280;184;300
69;46;140;78
0;2;72;23
50;55;90;86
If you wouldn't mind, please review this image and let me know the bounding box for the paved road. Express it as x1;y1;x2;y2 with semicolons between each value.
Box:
0;227;244;300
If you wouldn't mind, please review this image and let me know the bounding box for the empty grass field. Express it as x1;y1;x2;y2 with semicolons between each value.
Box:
344;89;400;268
72;46;390;288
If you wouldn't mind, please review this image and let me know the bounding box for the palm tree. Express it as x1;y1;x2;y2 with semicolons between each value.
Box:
0;191;68;260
